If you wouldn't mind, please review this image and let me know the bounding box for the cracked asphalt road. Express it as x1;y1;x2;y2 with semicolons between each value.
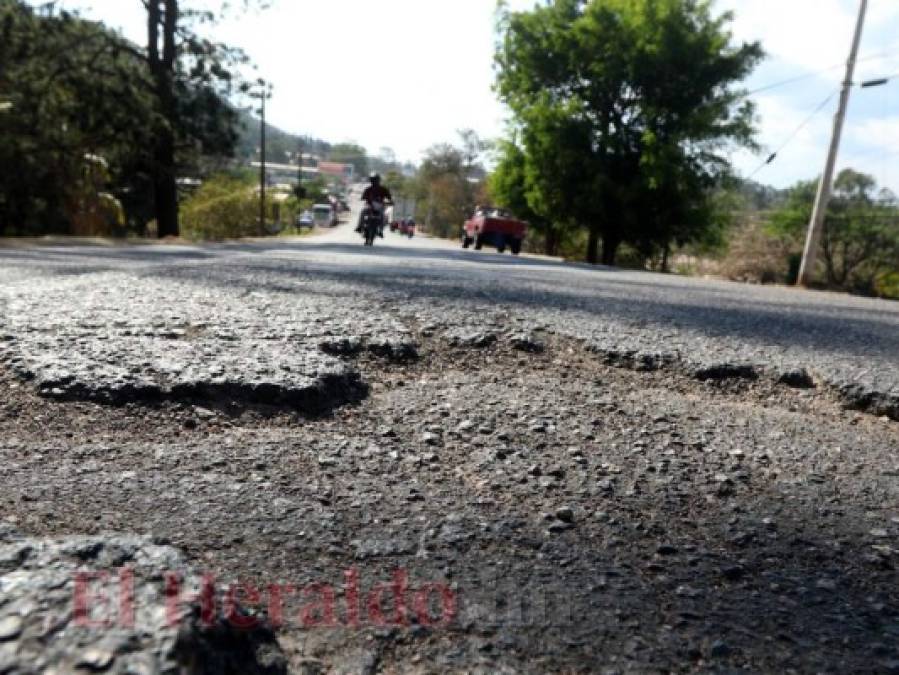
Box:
0;215;897;672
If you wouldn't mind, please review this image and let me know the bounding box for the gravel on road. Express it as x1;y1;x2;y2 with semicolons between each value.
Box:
0;232;896;672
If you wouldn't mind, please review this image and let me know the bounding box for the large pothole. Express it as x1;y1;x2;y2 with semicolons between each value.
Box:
0;272;418;413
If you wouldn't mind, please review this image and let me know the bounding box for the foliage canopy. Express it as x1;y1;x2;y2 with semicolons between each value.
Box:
493;0;763;265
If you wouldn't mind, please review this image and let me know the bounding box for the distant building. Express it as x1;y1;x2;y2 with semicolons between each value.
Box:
317;161;354;183
250;162;318;186
248;157;353;189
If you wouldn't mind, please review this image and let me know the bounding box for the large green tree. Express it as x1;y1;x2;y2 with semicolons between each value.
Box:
0;1;156;234
494;0;762;265
0;0;260;236
413;134;488;238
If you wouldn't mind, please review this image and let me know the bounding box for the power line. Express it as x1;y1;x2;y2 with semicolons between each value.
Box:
746;71;840;97
747;90;839;179
742;45;899;98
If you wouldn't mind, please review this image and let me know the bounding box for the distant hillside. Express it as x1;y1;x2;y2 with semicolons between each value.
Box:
737;178;787;211
235;109;332;164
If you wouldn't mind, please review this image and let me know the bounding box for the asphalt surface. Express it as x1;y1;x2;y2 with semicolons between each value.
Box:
0;201;897;672
2;210;897;418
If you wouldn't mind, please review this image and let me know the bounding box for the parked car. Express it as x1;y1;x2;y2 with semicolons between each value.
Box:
462;207;527;254
296;210;314;228
312;204;335;227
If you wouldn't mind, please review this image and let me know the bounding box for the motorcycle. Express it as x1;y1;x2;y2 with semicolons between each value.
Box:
399;220;415;238
361;201;386;247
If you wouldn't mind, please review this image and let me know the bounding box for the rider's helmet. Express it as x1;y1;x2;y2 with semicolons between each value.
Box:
369;172;381;185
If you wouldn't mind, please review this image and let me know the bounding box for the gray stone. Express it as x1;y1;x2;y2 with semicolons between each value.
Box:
0;535;287;674
778;368;816;389
0;615;23;641
555;507;575;523
547;520;573;534
710;640;732;658
509;333;545;353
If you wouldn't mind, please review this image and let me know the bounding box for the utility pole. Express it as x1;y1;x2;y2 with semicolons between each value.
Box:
259;86;267;235
797;0;867;286
252;79;272;236
296;138;305;198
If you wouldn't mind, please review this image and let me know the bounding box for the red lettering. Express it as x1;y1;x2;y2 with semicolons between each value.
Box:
299;582;337;628
73;570;111;628
267;583;295;629
367;569;409;627
165;572;217;628
344;568;360;628
224;579;261;630
413;582;457;627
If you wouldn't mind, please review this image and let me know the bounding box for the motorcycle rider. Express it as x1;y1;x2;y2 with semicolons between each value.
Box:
358;173;393;237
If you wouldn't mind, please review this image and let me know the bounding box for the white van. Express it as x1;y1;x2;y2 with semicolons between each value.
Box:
312;204;334;228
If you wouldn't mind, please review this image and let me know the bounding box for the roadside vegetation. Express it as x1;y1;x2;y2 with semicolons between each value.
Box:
477;0;898;299
0;0;272;238
1;0;895;298
715;170;899;298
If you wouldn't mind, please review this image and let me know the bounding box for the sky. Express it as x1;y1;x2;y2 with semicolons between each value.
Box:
48;0;899;191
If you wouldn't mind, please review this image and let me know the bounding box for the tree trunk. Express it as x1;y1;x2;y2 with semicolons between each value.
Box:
153;135;178;238
545;225;558;257
586;227;600;264
148;0;180;238
660;243;670;273
601;234;620;266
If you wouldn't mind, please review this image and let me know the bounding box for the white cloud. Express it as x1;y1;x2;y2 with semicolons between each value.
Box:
840;116;899;188
718;0;853;78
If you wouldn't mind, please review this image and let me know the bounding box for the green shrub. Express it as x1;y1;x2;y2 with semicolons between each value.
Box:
874;272;899;300
181;175;271;240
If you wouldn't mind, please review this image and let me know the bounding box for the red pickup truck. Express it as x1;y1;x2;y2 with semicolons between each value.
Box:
462;207;527;255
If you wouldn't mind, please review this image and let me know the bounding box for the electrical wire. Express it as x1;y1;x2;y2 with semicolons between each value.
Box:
742;46;899;98
747;90;839;179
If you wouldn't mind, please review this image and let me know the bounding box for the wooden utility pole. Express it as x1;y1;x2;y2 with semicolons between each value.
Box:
797;0;867;286
259;87;266;235
253;80;271;235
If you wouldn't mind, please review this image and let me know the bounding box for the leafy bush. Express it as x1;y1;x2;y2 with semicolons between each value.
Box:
875;272;899;300
181;175;269;240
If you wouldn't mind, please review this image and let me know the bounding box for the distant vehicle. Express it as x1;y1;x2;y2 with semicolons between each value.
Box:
399;218;415;238
462;207;527;254
391;197;417;226
296;210;314;228
361;202;385;247
312;204;336;228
